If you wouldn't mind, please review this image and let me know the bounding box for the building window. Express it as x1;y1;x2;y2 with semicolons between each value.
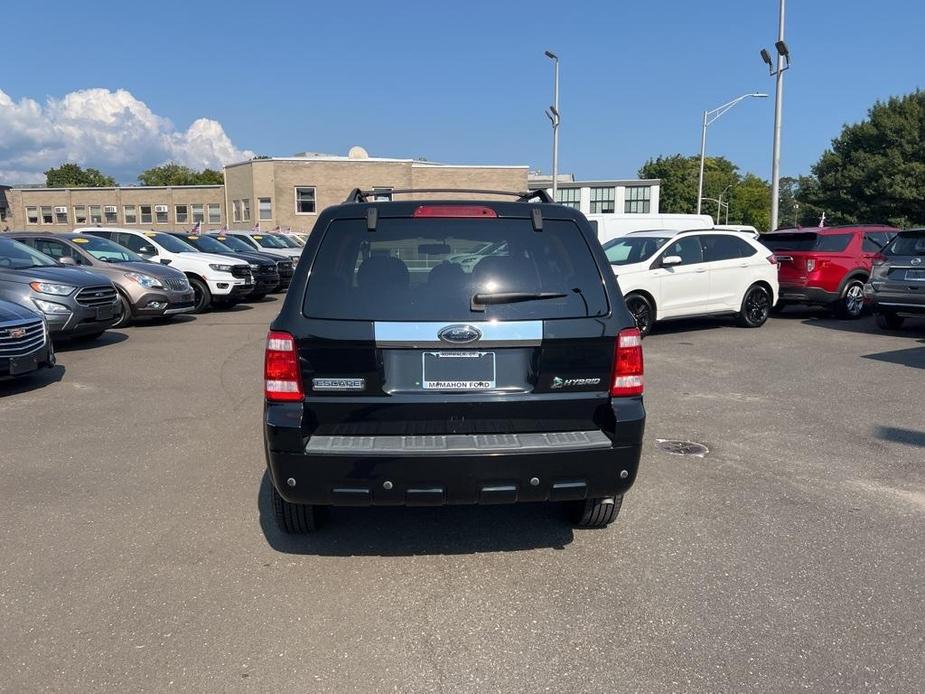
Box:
55;207;69;224
175;205;189;224
41;206;54;224
123;205;136;224
140;205;153;224
232;200;241;223
104;206;118;223
155;205;169;224
89;205;102;224
295;187;316;214
242;199;251;222
207;203;221;224
555;188;580;209
372;187;392;201
0;206;7;221
624;186;651;214
258;197;272;220
26;207;39;224
590;187;615;214
192;203;204;223
73;205;87;224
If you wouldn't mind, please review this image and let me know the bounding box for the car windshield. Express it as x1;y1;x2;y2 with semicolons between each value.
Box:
886;231;925;256
761;232;852;252
211;235;252;252
145;232;197;253
252;234;287;248
178;234;232;254
602;236;672;265
303;217;608;321
71;236;146;263
0;238;57;269
274;235;301;248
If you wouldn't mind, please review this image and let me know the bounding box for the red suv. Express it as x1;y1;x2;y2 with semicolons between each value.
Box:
760;225;898;318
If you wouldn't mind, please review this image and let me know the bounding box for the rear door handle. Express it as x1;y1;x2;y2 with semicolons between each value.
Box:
696;268;707;273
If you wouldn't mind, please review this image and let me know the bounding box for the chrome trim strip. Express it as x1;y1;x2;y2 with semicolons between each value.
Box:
878;302;925;308
482;485;517;492
552;481;587;489
375;321;542;348
306;430;611;456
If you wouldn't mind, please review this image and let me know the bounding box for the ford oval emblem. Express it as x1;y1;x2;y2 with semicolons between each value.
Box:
912;257;922;265
438;324;482;344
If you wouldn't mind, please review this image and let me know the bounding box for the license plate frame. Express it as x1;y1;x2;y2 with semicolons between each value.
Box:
422;351;496;391
96;305;114;321
9;354;39;376
904;269;925;281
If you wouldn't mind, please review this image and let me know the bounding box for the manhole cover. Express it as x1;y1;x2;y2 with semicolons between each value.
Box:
655;439;709;457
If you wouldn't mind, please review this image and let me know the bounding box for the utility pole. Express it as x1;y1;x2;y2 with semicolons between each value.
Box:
762;0;790;231
544;51;560;201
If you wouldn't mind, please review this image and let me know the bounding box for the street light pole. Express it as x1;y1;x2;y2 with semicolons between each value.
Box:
544;51;560;201
696;92;768;217
770;0;786;230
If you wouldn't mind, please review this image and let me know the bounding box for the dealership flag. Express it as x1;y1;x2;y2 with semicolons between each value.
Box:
191;220;202;235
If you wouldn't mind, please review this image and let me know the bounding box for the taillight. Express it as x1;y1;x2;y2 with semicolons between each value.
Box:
413;205;497;218
805;258;816;272
767;254;778;265
265;330;303;402
611;328;644;397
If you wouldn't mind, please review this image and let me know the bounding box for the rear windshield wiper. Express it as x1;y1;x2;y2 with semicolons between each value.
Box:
470;291;567;312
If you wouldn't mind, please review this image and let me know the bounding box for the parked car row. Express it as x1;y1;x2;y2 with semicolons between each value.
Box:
0;228;302;383
602;224;925;336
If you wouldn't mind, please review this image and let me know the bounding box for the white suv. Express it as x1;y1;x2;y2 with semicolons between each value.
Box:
77;228;253;313
603;229;779;335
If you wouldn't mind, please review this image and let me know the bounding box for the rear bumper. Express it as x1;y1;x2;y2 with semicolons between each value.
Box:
264;399;645;506
868;290;925;314
778;284;839;305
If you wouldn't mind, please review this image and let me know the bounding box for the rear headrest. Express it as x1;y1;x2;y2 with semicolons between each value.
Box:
356;254;409;290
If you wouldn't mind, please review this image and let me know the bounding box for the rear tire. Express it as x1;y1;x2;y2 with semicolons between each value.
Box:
835;279;865;319
569;495;623;528
188;277;211;313
875;311;905;330
624;293;654;337
736;285;771;328
271;484;319;533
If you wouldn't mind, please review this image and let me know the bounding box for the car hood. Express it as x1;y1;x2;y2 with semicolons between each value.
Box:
0;265;114;287
610;261;653;277
228;251;283;266
0;298;41;322
178;251;248;267
93;261;186;280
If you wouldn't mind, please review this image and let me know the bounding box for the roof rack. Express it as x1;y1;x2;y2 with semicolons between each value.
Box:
344;188;553;204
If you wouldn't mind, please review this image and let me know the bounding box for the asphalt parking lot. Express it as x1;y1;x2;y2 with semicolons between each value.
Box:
1;299;922;693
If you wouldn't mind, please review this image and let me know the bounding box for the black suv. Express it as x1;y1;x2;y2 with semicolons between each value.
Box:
263;190;646;533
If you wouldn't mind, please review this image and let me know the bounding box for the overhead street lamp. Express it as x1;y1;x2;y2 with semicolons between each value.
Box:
761;0;791;230
697;92;768;216
544;50;560;201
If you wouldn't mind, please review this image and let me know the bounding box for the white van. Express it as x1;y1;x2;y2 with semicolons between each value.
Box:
588;213;715;245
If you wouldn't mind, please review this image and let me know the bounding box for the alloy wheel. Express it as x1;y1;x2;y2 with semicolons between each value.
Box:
844;283;864;316
745;287;770;324
626;296;652;336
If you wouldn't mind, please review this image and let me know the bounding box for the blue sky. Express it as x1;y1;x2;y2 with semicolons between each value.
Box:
1;0;922;183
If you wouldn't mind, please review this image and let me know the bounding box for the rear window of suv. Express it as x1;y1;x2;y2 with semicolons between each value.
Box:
761;232;852;252
886;231;925;256
303;217;609;321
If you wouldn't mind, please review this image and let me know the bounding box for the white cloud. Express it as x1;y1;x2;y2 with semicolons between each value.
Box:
0;88;254;184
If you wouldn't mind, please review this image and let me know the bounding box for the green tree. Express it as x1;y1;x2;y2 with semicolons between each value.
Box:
802;90;925;227
137;163;224;186
45;163;117;187
639;154;772;230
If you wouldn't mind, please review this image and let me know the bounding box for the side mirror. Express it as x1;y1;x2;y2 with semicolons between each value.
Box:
58;256;77;266
138;246;156;257
661;255;683;266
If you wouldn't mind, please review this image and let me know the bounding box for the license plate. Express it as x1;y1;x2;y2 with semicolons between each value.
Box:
96;305;114;320
905;269;925;281
422;351;495;390
9;354;38;375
